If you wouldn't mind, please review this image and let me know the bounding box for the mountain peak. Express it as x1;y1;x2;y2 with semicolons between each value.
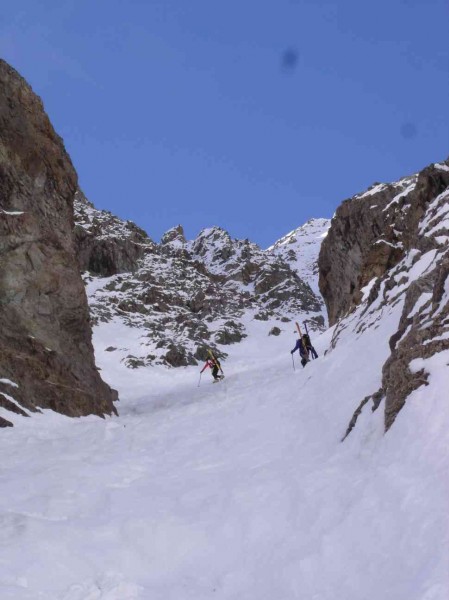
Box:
161;225;186;245
268;218;331;297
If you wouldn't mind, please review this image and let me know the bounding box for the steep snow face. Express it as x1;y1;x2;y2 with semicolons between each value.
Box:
321;159;449;431
79;214;326;368
268;218;331;297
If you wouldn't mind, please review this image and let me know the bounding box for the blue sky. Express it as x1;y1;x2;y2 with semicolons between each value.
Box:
1;0;448;247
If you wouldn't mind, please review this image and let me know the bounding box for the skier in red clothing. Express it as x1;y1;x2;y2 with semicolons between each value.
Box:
200;354;223;382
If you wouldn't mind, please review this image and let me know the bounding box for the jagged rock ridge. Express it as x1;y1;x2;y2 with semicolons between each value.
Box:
74;189;153;276
0;60;117;427
74;193;328;368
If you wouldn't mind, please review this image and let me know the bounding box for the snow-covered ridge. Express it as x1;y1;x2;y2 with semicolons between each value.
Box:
354;173;417;201
268;218;331;297
74;189;152;243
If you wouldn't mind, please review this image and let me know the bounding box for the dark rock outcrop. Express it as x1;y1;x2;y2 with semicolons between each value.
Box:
268;326;281;336
319;163;449;326
383;249;449;430
319;178;412;326
0;59;118;423
74;189;152;276
321;159;449;431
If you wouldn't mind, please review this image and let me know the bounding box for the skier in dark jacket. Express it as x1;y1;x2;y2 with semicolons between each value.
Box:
302;333;318;359
291;338;309;367
200;357;223;381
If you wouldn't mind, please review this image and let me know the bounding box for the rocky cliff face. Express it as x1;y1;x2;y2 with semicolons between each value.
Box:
74;195;328;369
0;60;117;427
319;173;417;326
319;159;449;431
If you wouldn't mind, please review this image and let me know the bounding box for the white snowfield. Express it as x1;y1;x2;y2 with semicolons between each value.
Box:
2;166;448;599
1;299;448;599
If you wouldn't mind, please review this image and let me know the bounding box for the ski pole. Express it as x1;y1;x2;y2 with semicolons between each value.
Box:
197;373;202;387
291;353;296;371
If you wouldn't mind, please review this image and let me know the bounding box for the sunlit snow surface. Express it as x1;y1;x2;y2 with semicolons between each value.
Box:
1;295;448;599
268;218;330;298
2;178;449;598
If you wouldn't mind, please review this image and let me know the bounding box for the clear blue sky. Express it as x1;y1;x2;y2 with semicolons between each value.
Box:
1;0;448;247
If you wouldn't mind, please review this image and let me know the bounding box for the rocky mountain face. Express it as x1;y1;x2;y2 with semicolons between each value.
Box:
74;193;328;368
319;159;449;431
74;189;151;276
0;60;117;427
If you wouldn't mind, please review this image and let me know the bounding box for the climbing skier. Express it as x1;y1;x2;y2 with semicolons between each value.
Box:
302;332;318;359
291;337;309;368
200;352;224;382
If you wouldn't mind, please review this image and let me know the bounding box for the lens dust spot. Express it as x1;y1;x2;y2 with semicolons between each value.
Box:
400;122;417;140
281;48;299;72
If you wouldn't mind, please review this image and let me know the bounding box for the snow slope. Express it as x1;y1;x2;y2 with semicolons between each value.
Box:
1;296;448;599
268;217;331;298
1;164;448;599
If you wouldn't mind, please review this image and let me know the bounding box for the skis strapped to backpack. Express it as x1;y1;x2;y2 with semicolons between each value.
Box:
207;349;224;376
302;321;318;359
295;322;310;360
295;321;305;344
303;321;312;348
